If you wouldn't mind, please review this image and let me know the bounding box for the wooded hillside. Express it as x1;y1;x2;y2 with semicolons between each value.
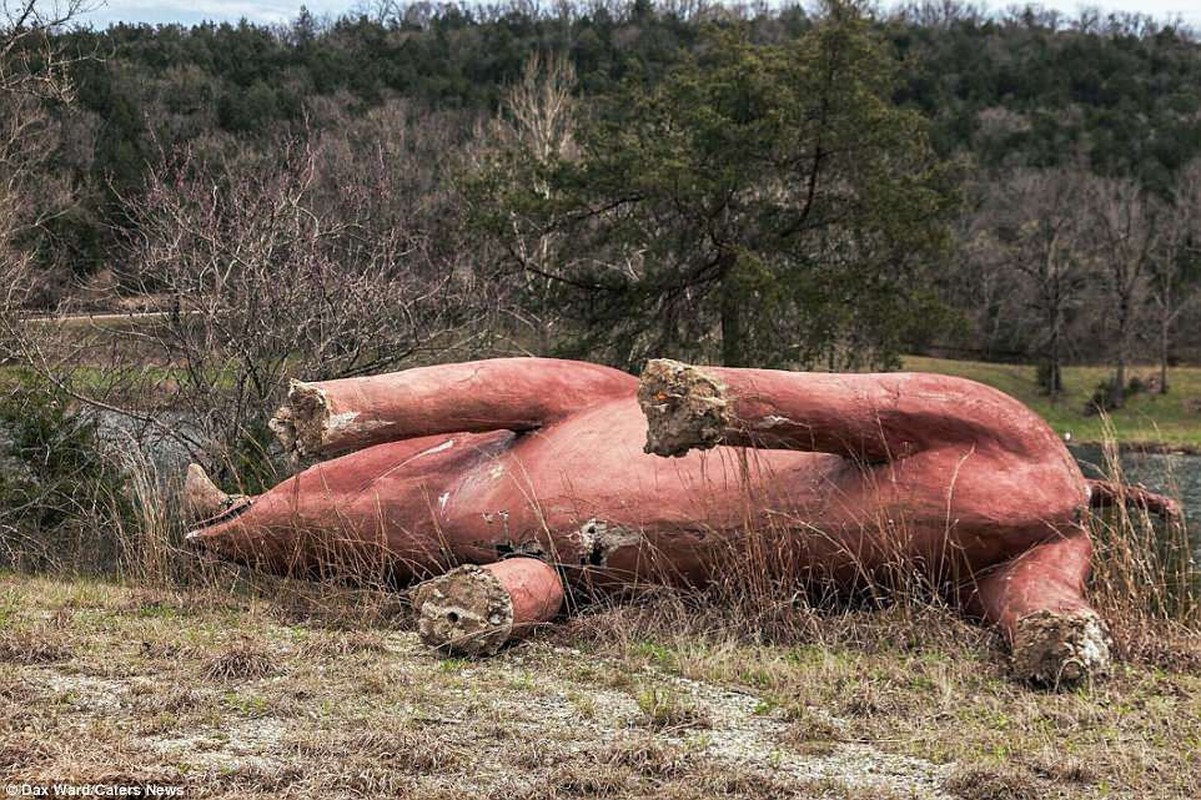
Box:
2;0;1200;396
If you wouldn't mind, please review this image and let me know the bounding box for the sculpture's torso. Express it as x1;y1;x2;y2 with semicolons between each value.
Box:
232;393;1087;589
184;357;1114;687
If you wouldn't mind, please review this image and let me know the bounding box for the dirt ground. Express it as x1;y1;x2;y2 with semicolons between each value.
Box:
2;573;1198;799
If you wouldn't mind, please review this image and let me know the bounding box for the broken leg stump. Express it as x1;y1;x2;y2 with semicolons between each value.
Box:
411;558;565;657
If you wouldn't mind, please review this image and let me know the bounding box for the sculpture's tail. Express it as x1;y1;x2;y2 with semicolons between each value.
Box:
1087;479;1183;522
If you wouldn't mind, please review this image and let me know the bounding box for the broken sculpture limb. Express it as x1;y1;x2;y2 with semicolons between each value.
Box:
412;557;565;656
1011;609;1112;687
184;356;1161;687
267;358;634;460
961;528;1111;685
636;359;731;457
268;380;331;458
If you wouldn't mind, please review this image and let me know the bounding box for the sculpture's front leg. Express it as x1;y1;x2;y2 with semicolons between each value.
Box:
270;357;633;459
411;557;566;656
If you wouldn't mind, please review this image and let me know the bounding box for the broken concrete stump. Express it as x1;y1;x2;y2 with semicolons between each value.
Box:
1011;609;1111;687
637;358;731;457
411;557;565;657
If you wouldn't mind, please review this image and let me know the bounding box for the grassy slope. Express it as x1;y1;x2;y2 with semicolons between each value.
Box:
902;356;1201;449
579;603;1201;800
3;574;1199;799
0;574;945;800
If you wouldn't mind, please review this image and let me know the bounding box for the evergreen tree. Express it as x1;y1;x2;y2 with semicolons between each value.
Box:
481;2;955;369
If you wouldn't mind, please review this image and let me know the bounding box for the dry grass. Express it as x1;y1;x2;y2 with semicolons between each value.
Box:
779;707;846;757
634;683;711;731
2;560;1199;798
203;639;277;681
523;420;1201;799
942;765;1041;800
0;573;959;799
570;602;1201;798
1087;420;1198;629
0;627;72;664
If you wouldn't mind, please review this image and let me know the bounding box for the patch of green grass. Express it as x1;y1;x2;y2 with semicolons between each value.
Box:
902;356;1201;448
630;639;680;671
634;683;711;731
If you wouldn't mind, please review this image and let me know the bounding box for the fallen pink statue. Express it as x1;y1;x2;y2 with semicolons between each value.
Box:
183;357;1183;686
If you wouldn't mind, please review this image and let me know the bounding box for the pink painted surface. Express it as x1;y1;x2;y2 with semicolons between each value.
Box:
189;357;1101;644
963;528;1094;640
481;558;564;631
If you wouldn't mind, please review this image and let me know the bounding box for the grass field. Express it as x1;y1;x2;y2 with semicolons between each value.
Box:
903;356;1201;450
2;573;1199;799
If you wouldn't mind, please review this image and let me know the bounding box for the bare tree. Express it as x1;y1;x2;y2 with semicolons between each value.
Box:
127;136;481;471
954;177;1036;360
1086;175;1158;408
0;1;90;101
1;119;489;487
1149;160;1201;393
502;51;578;170
470;50;579;352
0;1;94;298
969;168;1096;400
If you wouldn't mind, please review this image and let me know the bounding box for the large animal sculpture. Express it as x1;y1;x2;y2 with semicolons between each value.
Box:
184;357;1180;685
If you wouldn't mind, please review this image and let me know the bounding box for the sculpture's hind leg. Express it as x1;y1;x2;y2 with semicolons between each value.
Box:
637;358;1077;469
963;528;1111;686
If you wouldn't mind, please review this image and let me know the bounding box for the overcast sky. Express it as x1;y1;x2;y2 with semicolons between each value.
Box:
74;1;1201;30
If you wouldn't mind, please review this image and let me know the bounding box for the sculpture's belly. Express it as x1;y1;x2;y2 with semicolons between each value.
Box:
439;400;873;578
439;400;1087;586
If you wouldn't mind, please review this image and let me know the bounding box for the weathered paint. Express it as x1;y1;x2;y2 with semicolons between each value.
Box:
189;356;1142;684
411;557;564;655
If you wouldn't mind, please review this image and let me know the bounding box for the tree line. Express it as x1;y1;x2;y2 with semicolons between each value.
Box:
1;0;1200;420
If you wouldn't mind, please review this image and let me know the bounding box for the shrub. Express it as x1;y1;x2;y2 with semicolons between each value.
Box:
0;376;130;573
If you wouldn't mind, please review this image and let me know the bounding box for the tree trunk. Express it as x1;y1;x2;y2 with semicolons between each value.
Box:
1047;316;1062;402
1045;268;1063;401
1110;295;1130;409
1111;354;1126;410
719;256;744;367
1159;315;1170;394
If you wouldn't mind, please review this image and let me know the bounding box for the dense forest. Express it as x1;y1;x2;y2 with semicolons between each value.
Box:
3;0;1201;407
